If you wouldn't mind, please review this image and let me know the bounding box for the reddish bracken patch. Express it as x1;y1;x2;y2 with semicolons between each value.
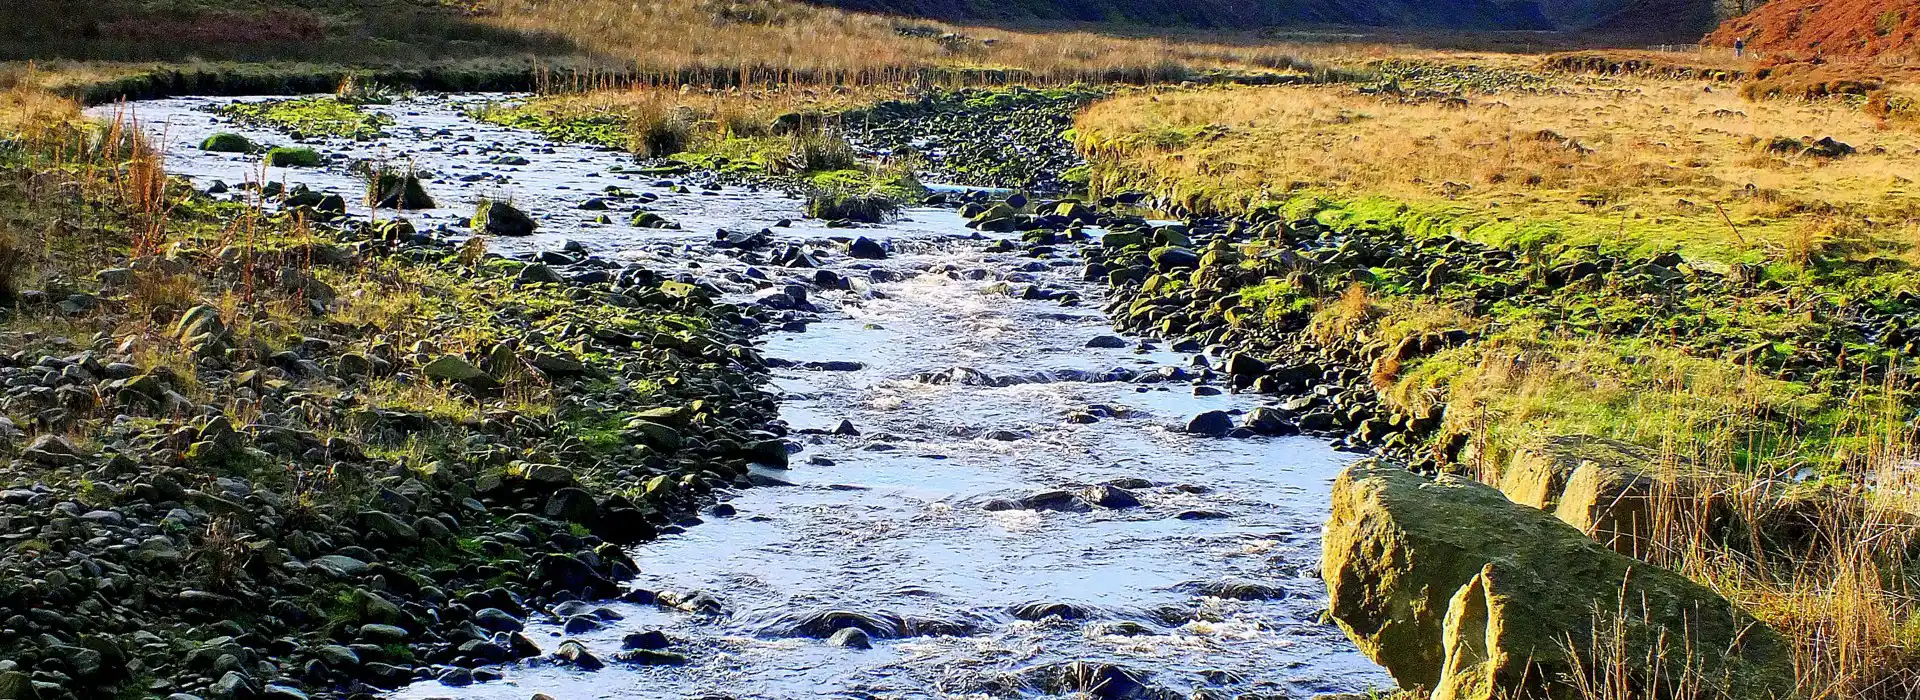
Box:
1707;0;1920;60
94;8;325;45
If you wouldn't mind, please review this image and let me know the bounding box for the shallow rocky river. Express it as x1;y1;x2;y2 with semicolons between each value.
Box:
100;95;1392;699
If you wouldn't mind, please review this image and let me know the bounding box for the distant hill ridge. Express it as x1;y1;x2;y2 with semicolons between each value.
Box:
802;0;1741;35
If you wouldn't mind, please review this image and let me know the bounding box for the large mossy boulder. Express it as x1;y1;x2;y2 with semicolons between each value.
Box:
1497;435;1684;557
1323;462;1792;700
471;199;537;237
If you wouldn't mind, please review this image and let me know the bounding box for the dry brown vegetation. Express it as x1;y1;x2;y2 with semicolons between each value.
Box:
461;0;1349;84
1076;76;1920;263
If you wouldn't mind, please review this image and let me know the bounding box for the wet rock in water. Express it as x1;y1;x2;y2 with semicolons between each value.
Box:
1324;462;1793;700
1017;661;1161;699
1190;578;1286;600
621;630;671;650
471;199;537;236
473;608;523;633
1241;407;1297;435
1224;352;1268;378
630;211;679;229
1175;509;1232;520
771;609;908;639
967;203;1022;232
1010;601;1099;621
615;648;689;665
826;627;874;649
1085;335;1128;348
533;553;620;598
1185;410;1235;437
552;640;603;670
985;489;1090;513
1080;484;1142;509
831;419;861;436
765;608;975;640
1090;620;1157;636
847;236;887;259
367;170;435;210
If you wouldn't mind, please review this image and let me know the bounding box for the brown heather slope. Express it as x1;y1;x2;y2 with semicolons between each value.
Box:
1707;0;1920;59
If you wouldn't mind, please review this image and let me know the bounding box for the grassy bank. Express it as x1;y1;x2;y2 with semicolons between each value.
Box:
1072;58;1920;697
1073;63;1920;465
0;84;780;698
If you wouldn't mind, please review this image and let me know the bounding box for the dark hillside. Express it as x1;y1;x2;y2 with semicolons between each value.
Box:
806;0;1558;30
804;0;1750;33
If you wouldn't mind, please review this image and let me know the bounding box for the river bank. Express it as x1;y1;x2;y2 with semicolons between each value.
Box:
0;95;790;699
1066;66;1920;697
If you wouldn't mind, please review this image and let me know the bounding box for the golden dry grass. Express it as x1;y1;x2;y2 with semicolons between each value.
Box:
464;0;1353;84
1076;78;1920;263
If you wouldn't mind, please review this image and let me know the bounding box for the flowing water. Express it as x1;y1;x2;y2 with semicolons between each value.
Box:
100;95;1392;699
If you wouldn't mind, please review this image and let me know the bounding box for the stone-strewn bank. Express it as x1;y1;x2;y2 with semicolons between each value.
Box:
0;150;782;698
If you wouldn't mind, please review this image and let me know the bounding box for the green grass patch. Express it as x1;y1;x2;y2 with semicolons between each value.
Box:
217;96;393;140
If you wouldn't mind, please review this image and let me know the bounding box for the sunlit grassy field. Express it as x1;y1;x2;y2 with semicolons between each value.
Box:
1070;59;1920;697
1076;74;1920;266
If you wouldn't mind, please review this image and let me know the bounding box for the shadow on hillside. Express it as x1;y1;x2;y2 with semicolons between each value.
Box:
959;22;1648;55
807;0;1709;55
0;0;590;65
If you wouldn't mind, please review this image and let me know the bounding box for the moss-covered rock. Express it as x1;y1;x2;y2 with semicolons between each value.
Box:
1498;435;1707;558
968;202;1021;232
266;146;321;167
1324;462;1792;700
199;132;256;153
